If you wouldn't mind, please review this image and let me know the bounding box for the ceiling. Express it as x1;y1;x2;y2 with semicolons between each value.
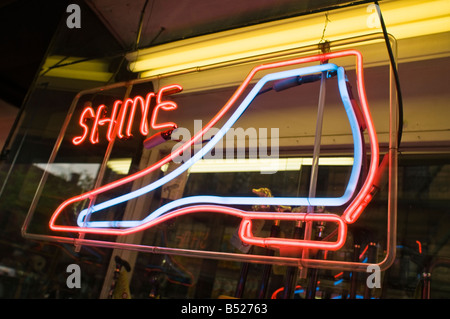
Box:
0;0;372;108
84;0;372;50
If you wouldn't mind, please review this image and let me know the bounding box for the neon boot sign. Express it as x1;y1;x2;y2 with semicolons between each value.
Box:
49;49;379;253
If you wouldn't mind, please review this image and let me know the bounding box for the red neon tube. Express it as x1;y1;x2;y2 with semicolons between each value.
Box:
151;84;182;130
72;107;95;145
50;204;346;251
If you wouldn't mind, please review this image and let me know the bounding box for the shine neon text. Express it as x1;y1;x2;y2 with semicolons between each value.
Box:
72;84;183;145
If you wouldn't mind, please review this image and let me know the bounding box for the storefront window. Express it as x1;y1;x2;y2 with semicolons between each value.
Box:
0;3;449;300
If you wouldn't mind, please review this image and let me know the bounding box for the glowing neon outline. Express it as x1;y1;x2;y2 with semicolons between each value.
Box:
72;106;95;145
71;84;183;145
62;205;347;250
49;49;379;251
151;84;183;130
74;63;361;227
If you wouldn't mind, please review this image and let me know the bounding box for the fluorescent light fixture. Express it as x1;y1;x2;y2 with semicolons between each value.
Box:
127;0;450;78
107;158;132;175
41;56;113;82
188;157;354;174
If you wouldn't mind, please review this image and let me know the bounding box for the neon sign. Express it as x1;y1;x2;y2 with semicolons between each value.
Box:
50;49;379;253
72;84;183;145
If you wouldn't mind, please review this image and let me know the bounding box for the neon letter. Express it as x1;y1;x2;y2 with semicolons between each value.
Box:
72;107;95;145
151;84;183;130
103;100;122;142
117;92;155;139
90;104;107;144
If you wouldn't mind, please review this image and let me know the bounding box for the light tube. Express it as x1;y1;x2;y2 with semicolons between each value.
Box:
55;204;347;253
127;0;450;78
187;157;354;174
41;56;113;82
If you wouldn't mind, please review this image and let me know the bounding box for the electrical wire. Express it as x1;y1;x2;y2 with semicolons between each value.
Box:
135;0;151;51
374;1;403;149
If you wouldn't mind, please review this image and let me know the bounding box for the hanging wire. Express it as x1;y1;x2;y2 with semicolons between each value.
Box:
135;0;151;51
374;1;404;149
319;12;331;44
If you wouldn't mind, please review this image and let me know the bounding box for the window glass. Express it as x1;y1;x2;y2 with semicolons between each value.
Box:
0;8;448;299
